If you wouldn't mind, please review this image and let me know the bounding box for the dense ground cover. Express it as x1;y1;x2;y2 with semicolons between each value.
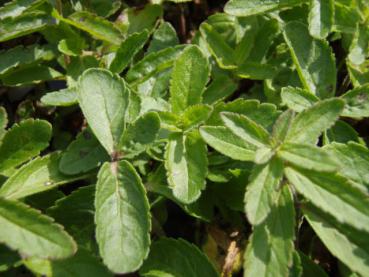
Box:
0;0;369;276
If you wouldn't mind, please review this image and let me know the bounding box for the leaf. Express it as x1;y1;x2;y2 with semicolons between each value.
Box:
200;126;256;161
147;21;179;54
59;129;109;175
303;204;369;277
95;160;151;274
308;0;334;39
126;45;185;86
47;185;95;245
53;10;123;45
51;248;112;277
324;142;369;191
120;112;161;158
237;62;278;80
179;104;213;131
0;197;76;259
271;109;295;144
202;75;237;105
41;88;78;107
244;186;295;277
140;238;219;277
285;167;369;233
341;85;369;119
0;0;45;19
324;120;360;144
348;24;369;66
0;44;55;75
285;98;345;144
199;22;236;69
0;119;51;174
221;112;270;148
245;158;284;225
0;12;51;42
278;143;338;172
1;65;62;86
169;45;209;113
298;251;329;277
165;131;208;204
283;21;336;99
77;68;129;154
281;86;318;112
109;30;149;74
224;0;306;16
0;107;7;141
0;152;85;200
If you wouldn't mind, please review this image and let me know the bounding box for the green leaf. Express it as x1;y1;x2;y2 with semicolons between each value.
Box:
0;197;76;259
221;112;270;148
271;109;295;144
237;62;278;80
348;24;369;66
0;12;51;42
324;142;369;191
225;0;306;16
199;22;236;69
244;186;295;277
1;65;62;86
0;152;85;200
283;21;336;99
278;143;337;172
0;119;51;174
51;248;112;277
0;0;45;19
120;112;161;158
303;205;369;277
53;10;123;45
109;30;149;74
140;238;219;277
41;88;78;107
202;75;237;105
179;104;212;131
245;158;284;225
281;86;318;112
59;129;109;175
200;126;256;161
0;44;55;75
165;131;208;204
95;160;151;274
341;85;369;119
298;251;329;277
0;107;7;141
147;21;179;54
285;98;345;144
169;45;209;113
285;167;369;233
77;68;129;155
324;120;360;144
308;0;334;39
126;45;185;86
47;185;95;245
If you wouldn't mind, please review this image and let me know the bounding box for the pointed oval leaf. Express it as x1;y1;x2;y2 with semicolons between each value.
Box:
285;167;369;233
169;45;209;113
0;119;51;174
221;112;270;148
308;0;334;39
165;131;208;204
41;88;78;107
281;86;318;112
283;21;336;99
0;197;76;259
200;126;256;162
0;152;85;200
245;158;284;225
95;160;151;274
285;99;345;144
77;68;129;155
140;238;219;277
278;143;338;172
